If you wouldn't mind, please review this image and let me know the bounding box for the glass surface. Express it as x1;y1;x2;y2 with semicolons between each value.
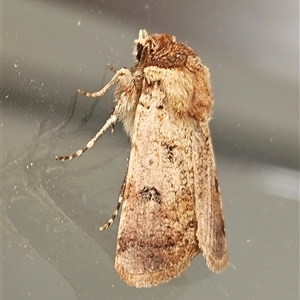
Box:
2;0;299;299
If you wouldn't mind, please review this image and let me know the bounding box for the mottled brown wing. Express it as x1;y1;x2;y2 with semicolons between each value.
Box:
115;83;201;288
192;124;229;273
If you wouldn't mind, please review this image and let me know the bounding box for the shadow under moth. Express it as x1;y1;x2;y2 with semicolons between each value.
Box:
56;29;229;288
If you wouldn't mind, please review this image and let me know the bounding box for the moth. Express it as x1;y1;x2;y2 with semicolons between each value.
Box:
56;29;229;288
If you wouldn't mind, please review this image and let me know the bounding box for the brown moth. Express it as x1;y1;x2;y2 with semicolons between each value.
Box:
56;29;228;288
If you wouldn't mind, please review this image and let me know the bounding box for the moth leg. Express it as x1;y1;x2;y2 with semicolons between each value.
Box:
56;68;132;161
55;112;118;161
78;67;130;98
99;179;126;231
107;63;118;73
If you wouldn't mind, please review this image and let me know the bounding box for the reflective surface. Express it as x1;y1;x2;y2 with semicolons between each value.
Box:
2;0;299;299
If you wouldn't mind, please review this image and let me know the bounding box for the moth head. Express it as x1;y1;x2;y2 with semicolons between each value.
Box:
133;29;177;63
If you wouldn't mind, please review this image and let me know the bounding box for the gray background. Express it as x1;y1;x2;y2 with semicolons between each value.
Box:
2;0;299;299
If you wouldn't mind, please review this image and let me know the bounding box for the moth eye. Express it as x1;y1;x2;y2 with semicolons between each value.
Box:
136;43;143;61
150;43;156;55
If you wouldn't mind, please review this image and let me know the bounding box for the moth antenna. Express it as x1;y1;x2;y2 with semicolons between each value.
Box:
138;29;143;40
138;29;148;39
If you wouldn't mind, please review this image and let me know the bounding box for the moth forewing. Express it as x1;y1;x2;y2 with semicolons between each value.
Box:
193;124;229;273
115;83;201;288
